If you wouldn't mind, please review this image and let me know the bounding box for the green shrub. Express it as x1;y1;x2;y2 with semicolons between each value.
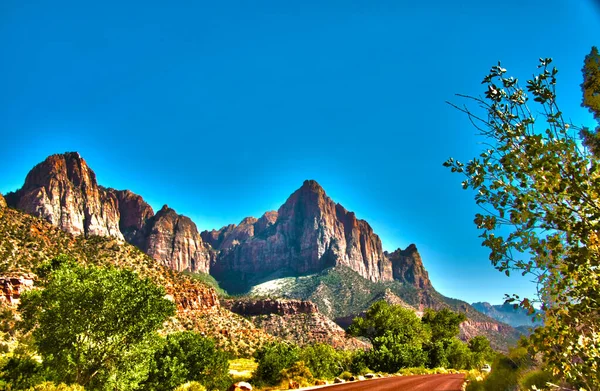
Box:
339;371;353;381
252;341;300;386
173;382;207;391
26;382;85;391
300;343;342;379
279;361;313;388
349;350;370;375
0;354;48;390
520;369;555;390
143;332;231;391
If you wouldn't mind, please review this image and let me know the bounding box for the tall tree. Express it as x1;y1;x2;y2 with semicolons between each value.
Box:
580;46;600;155
347;301;429;347
444;56;600;390
19;258;176;390
421;308;466;343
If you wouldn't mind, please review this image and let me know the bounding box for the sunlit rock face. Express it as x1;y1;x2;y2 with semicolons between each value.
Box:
209;180;393;291
7;153;123;239
139;205;214;274
8;152;213;273
387;244;432;289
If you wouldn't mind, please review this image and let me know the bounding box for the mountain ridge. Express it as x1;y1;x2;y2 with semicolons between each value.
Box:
4;152;522;350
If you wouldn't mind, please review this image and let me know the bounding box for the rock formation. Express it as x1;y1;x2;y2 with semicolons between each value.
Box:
224;298;368;349
0;193;6;208
387;244;432;289
210;180;393;291
109;189;154;246
0;274;34;305
6;153;212;273
222;298;319;316
139;205;213;274
6;153;123;239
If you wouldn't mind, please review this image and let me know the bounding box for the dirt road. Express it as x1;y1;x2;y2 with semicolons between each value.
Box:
313;374;465;391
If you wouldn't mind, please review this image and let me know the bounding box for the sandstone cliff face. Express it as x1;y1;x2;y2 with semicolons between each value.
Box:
109;189;154;246
211;180;393;290
7;153;124;239
387;244;432;289
140;205;213;274
8;153;213;274
223;298;368;349
0;274;34;305
222;298;319;316
0;194;6;208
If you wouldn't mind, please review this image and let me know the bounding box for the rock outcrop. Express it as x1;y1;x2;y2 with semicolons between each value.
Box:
210;180;393;291
140;205;213;274
6;153;123;239
7;153;212;273
222;298;319;316
387;244;432;289
0;194;6;208
109;189;154;246
0;274;34;305
224;298;368;350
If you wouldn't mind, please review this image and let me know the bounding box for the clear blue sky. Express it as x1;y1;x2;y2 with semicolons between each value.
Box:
1;0;598;305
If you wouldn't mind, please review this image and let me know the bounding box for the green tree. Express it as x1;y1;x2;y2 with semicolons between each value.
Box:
252;341;300;386
467;336;494;367
444;56;600;389
347;301;429;347
347;301;430;373
19;258;176;389
300;343;343;380
143;331;231;391
421;308;466;343
581;46;600;155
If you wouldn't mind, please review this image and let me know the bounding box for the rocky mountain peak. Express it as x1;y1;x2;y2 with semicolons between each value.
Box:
7;152;123;239
8;152;213;274
211;180;393;292
387;244;432;289
140;205;214;273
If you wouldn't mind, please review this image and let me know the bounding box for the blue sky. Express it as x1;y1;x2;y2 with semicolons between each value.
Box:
1;0;598;305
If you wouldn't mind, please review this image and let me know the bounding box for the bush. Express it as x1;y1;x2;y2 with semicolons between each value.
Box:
349;350;370;375
368;342;427;373
300;343;342;379
26;382;85;391
173;382;207;391
339;371;353;381
279;361;313;388
0;354;48;389
520;369;555;390
252;342;300;386
144;332;231;391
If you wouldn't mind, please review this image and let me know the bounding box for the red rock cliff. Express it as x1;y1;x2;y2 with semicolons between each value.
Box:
7;153;123;239
387;244;432;289
7;153;212;274
140;205;213;274
210;180;393;288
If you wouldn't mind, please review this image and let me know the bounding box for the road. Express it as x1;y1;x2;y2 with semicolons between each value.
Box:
311;374;465;391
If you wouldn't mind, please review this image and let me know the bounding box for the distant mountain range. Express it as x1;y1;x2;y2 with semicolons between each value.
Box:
472;302;543;328
2;152;526;350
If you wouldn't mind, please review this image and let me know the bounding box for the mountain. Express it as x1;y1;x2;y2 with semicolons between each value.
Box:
472;302;544;328
6;152;523;350
5;153;213;274
209;180;393;293
0;202;274;355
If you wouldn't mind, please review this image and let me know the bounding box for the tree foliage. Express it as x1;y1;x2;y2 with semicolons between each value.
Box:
581;46;600;155
347;301;429;347
445;55;600;389
421;308;466;343
143;331;231;391
252;341;300;386
19;258;176;389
